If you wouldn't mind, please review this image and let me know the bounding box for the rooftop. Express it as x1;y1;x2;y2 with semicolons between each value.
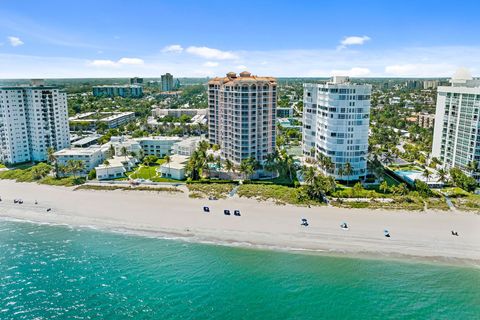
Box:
208;71;276;86
135;136;183;142
96;156;134;169
159;154;189;170
54;146;103;156
72;135;101;146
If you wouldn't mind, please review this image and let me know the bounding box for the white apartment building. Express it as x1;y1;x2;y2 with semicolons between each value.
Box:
172;137;205;156
303;76;371;181
0;81;70;164
109;136;142;156
208;71;276;165
432;69;480;181
53;146;107;176
159;154;189;180
135;136;182;158
96;155;136;180
151;108;207;118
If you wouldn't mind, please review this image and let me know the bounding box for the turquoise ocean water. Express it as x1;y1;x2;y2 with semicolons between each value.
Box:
0;219;479;319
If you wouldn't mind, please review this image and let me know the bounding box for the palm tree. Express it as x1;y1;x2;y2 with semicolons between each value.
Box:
103;159;111;179
239;159;254;180
198;140;210;152
47;147;58;178
396;183;408;196
437;168;447;184
344;162;353;186
383;151;395;165
225;159;234;174
422;168;431;182
309;147;316;159
337;165;344;181
302;165;316;186
379;181;389;194
164;155;171;178
468;160;479;174
324;157;335;174
264;153;277;178
108;144;115;159
67;160;85;179
120;146;128;161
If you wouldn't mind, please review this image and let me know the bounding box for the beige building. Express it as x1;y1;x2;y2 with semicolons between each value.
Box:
417;113;435;128
208;71;276;165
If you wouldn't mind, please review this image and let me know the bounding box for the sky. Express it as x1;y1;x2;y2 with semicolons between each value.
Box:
0;0;480;78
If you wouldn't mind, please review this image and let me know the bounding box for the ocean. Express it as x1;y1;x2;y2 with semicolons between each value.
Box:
0;219;478;319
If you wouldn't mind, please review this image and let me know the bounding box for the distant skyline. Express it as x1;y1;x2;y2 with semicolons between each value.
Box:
1;0;480;78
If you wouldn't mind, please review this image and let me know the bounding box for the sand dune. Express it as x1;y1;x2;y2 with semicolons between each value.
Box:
0;180;479;266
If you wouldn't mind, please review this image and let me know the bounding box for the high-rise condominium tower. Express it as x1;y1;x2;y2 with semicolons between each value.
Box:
0;81;70;164
208;71;276;165
161;73;174;92
431;68;480;182
303;76;371;180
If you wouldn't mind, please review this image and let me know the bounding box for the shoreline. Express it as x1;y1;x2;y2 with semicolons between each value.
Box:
0;181;479;267
1;214;478;269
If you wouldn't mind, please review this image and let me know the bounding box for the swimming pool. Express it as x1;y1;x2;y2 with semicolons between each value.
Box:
394;170;423;184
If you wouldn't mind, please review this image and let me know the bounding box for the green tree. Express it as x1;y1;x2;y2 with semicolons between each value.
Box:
67;160;85;179
264;153;277;178
164;155;171;177
120;146;128;160
437;168;447;184
46;147;58;178
102;160;110;179
344;162;353;185
379;180;389;194
302;165;316;186
422;169;431;182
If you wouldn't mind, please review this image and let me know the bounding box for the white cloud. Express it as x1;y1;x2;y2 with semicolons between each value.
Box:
3;45;480;78
118;57;144;65
203;61;219;67
338;35;370;49
88;59;117;67
162;44;183;53
236;65;247;70
87;57;144;68
331;67;371;77
8;36;24;47
185;46;238;60
384;63;457;77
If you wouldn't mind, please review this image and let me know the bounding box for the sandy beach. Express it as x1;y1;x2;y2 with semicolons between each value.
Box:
0;180;479;266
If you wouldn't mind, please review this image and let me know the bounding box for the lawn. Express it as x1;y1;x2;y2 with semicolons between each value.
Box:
129;165;158;180
128;158;179;183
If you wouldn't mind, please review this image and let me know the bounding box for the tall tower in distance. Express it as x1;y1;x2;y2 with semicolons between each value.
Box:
302;76;371;181
208;71;277;165
431;68;480;182
161;73;174;92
